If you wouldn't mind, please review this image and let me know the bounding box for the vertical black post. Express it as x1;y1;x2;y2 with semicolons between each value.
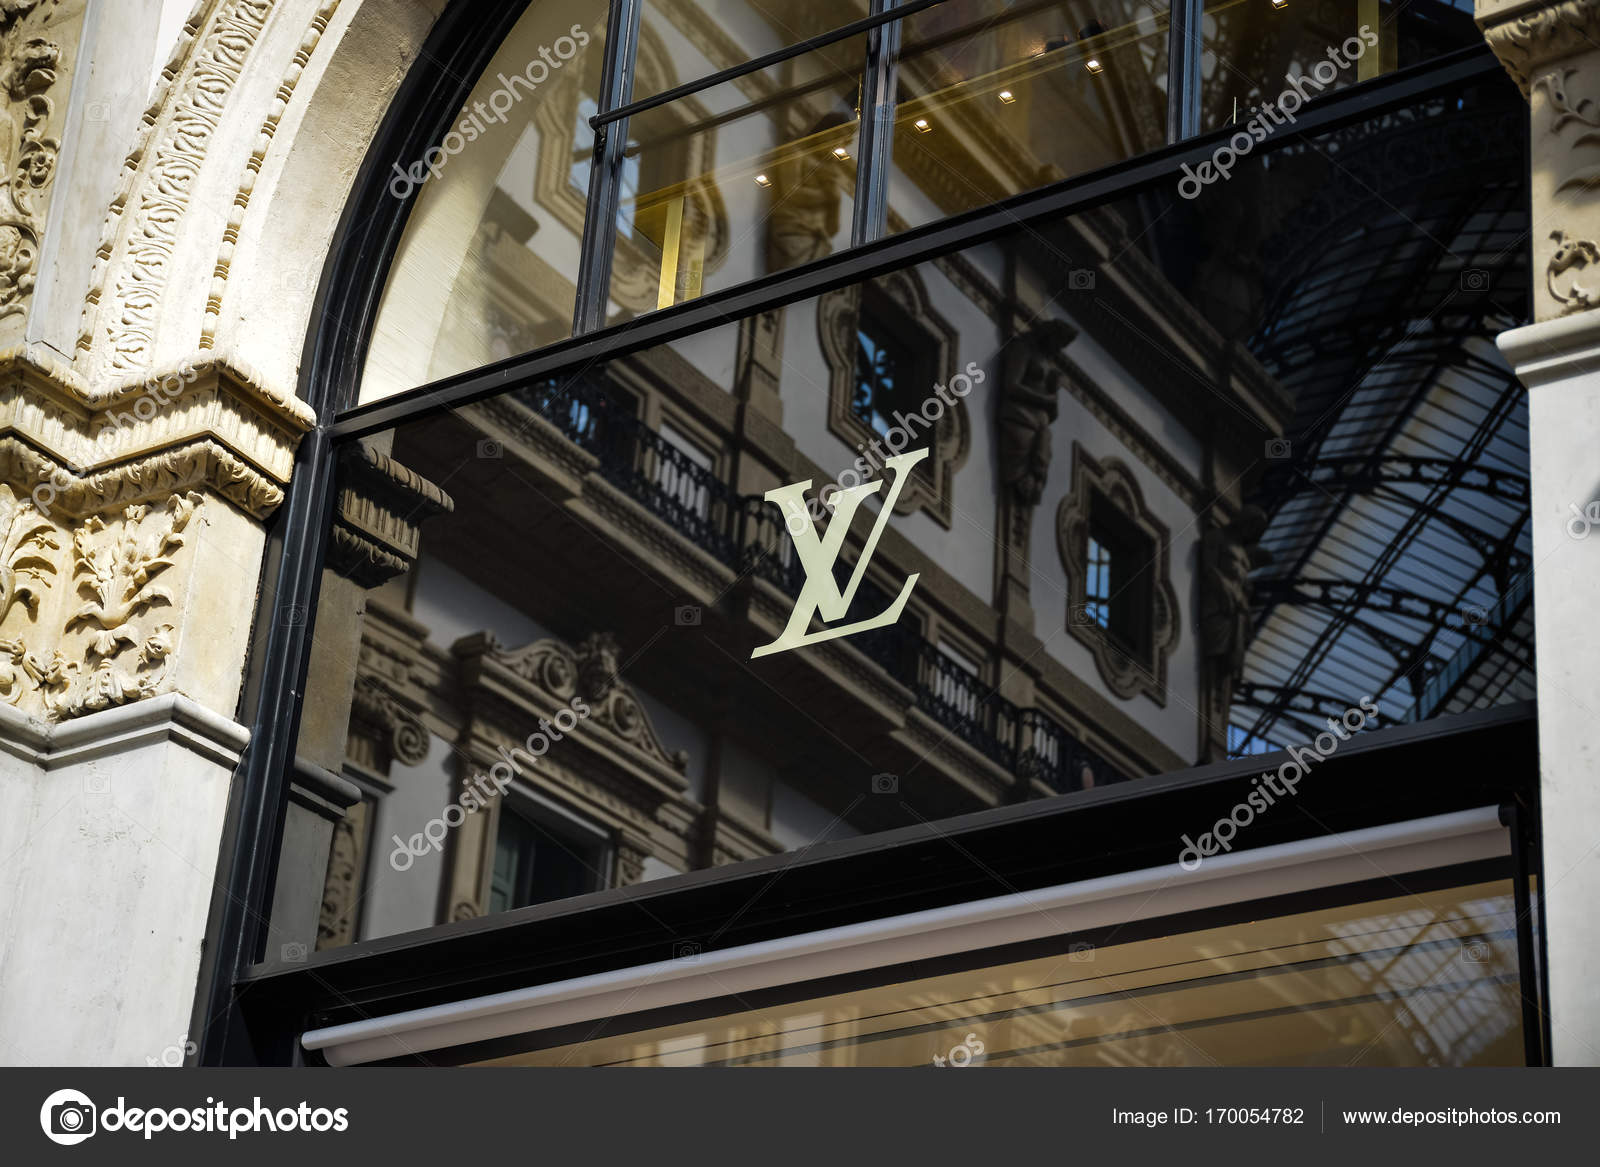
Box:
1166;0;1202;143
851;0;901;245
574;0;644;333
1503;800;1547;1066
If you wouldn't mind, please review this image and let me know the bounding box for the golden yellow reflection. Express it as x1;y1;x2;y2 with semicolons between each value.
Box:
479;879;1525;1067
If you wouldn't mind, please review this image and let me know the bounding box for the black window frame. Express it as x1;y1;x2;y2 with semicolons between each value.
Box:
194;0;1523;1066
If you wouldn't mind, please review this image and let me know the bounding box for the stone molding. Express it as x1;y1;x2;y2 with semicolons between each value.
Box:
0;344;314;518
328;442;454;589
0;688;249;769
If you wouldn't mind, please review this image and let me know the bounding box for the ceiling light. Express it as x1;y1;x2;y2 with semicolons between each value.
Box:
1271;0;1287;7
1085;58;1103;74
754;173;771;187
998;89;1015;104
913;118;931;132
832;145;850;159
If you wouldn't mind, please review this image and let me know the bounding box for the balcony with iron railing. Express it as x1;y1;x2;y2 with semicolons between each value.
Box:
515;374;1128;793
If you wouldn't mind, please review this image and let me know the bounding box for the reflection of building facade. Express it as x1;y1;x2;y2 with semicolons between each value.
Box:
0;0;1585;1070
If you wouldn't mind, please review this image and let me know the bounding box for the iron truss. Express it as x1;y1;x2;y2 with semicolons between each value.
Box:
1181;81;1535;753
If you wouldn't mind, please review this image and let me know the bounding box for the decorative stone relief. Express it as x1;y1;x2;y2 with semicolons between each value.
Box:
999;320;1080;511
1480;0;1600;319
0;0;72;327
85;0;275;369
0;487;202;719
1055;445;1180;705
1196;505;1271;758
0;346;314;720
349;671;431;772
488;631;690;776
317;800;367;950
200;0;343;350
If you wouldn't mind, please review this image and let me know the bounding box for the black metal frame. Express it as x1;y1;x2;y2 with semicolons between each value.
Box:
193;0;1535;1066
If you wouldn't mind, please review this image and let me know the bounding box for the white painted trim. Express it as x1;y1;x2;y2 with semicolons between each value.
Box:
302;806;1509;1066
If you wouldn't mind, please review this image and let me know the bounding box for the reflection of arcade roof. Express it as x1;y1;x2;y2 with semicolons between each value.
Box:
1230;87;1533;749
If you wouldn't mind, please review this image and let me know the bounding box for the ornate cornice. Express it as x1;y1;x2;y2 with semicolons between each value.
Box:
1478;0;1600;94
0;346;314;518
328;443;454;589
201;0;343;349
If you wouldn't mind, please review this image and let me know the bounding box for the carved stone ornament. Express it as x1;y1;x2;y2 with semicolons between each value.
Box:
1055;444;1180;705
0;346;315;720
999;319;1080;508
349;671;431;770
1478;0;1600;94
0;0;66;327
486;632;690;776
1197;505;1271;686
817;268;971;526
1481;7;1600;318
329;443;454;590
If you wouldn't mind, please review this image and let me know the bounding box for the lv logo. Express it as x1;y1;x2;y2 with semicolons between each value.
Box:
750;447;928;659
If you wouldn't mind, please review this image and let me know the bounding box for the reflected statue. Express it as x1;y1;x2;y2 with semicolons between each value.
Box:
764;111;851;273
1198;505;1271;683
998;319;1079;506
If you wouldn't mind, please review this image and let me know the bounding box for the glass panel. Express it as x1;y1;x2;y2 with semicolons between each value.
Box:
294;76;1530;952
482;877;1525;1066
359;2;607;403
1199;0;1481;132
607;36;867;321
887;0;1169;231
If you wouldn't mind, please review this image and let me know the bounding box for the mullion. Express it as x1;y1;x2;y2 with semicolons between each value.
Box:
852;0;902;246
1167;0;1202;143
572;0;644;334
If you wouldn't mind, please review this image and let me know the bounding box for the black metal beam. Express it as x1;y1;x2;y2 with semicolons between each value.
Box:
1260;455;1530;505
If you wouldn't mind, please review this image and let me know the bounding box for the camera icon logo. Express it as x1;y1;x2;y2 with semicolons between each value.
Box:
1265;438;1293;460
1069;602;1095;627
1068;269;1095;290
40;1089;96;1145
1460;268;1489;292
674;605;701;626
1460;940;1491;964
1068;941;1096;962
280;941;308;963
476;438;503;459
674;940;702;962
870;772;898;794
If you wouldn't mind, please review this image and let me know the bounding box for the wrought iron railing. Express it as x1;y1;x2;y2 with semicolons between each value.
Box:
513;374;1129;792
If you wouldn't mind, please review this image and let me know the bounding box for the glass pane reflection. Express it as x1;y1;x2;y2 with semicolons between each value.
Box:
483;878;1524;1066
